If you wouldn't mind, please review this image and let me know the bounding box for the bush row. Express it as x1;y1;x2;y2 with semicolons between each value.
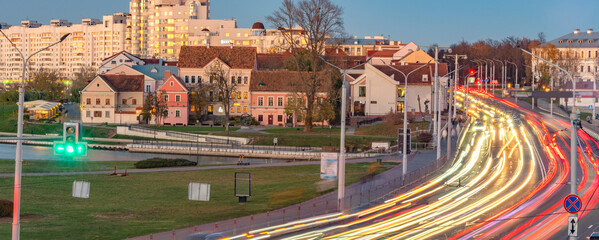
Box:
134;158;197;169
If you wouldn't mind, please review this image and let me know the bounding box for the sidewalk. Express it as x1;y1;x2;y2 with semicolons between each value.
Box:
126;149;447;240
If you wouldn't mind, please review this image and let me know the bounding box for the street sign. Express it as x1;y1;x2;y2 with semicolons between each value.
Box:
398;128;411;154
568;216;578;237
590;105;594;110
468;77;475;84
320;152;338;179
563;194;582;213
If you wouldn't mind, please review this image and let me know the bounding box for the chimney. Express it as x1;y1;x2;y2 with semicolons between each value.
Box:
588;29;594;34
164;71;171;80
574;29;580;34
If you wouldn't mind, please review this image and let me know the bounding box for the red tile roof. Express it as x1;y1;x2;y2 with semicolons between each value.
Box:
178;46;257;69
250;71;331;92
368;50;399;58
322;55;368;69
100;74;144;92
325;48;349;56
256;53;293;70
372;63;448;85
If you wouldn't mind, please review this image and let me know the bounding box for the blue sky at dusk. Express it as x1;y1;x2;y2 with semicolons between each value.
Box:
1;0;597;46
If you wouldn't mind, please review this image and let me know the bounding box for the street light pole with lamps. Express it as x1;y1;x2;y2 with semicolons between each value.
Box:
0;25;71;240
520;46;578;240
319;56;372;210
444;54;467;160
380;60;432;178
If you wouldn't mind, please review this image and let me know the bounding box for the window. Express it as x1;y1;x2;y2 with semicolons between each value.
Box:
237;76;242;84
589;66;592;73
558;40;563;44
258;97;264;106
122;99;127;105
96;98;101;105
198;76;202;83
164;95;169;102
581;66;584;72
359;86;366;97
277;97;283;106
105;98;110;105
208;105;213;113
590;51;592;58
237;91;241;99
86;111;90;117
86;98;91;104
146;85;151;92
231;76;235;84
244;76;248;84
422;74;429;82
175;110;181;117
191;76;196;83
132;99;137;105
185;76;189;83
268;97;274;106
231;92;236;99
176;95;181;102
243;106;248;113
231;107;235;113
277;115;283;122
237;106;241;113
94;111;102;117
244;92;248;99
258;115;263;122
170;81;174;86
105;111;110;118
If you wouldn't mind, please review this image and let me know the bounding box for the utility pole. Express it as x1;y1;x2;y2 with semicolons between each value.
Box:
444;54;467;159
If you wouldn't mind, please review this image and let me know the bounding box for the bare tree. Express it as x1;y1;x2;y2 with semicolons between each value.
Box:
154;91;169;126
268;0;344;132
206;63;238;132
188;82;215;122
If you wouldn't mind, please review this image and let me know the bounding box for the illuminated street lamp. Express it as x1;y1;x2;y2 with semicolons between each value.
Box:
0;25;70;240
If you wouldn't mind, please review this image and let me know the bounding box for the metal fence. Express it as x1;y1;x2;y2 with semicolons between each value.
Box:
132;139;316;153
127;153;450;240
128;126;233;144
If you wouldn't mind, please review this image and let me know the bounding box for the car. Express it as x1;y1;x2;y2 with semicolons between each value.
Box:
184;232;224;240
590;232;599;240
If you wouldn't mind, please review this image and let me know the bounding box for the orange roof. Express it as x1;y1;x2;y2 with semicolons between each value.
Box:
178;46;256;69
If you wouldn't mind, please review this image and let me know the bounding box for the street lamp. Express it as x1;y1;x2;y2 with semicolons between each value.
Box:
0;25;70;240
319;56;372;211
492;59;505;94
520;46;578;240
444;54;467;159
380;60;432;178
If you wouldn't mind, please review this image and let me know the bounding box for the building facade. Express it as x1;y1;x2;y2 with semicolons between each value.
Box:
80;74;144;125
0;13;128;81
157;73;189;125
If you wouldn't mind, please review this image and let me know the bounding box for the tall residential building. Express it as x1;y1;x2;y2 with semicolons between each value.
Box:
128;0;302;59
0;13;128;81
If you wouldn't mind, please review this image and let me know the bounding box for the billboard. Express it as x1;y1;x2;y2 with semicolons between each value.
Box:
320;152;338;179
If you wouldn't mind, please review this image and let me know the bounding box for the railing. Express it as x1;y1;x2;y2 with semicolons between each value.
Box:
127;153;450;240
132;139;315;153
128;126;236;145
356;117;383;127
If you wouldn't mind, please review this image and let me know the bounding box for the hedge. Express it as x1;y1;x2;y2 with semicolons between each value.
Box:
0;199;13;217
134;158;197;169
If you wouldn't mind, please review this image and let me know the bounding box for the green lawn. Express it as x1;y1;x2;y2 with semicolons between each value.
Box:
262;127;342;134
0;163;396;240
0;160;137;174
355;121;430;138
211;132;395;147
148;126;240;132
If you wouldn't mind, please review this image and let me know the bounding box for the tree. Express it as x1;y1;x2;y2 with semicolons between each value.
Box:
284;93;306;128
268;0;344;132
154;91;169;126
28;69;64;101
206;63;237;132
70;67;96;103
313;98;335;127
188;81;215;122
141;94;154;124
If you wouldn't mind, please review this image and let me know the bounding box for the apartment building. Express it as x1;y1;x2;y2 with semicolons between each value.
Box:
128;0;303;59
0;13;128;81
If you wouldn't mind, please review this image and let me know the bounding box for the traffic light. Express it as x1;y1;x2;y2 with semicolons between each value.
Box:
54;122;87;157
468;69;476;76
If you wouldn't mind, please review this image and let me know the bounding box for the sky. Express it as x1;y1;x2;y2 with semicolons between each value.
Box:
0;0;597;47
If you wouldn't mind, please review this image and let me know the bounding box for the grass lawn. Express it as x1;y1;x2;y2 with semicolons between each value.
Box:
0;163;396;240
262;127;342;134
355;121;431;138
148;125;240;132
0;160;137;174
211;132;395;147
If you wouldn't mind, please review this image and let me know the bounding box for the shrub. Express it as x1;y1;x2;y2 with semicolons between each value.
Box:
134;158;197;169
384;111;403;125
417;132;433;143
0;199;13;217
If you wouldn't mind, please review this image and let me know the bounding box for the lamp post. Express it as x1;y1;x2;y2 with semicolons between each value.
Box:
483;59;493;92
520;46;578;240
319;56;372;211
506;61;518;101
444;55;467;159
380;60;432;178
0;26;70;240
492;59;505;95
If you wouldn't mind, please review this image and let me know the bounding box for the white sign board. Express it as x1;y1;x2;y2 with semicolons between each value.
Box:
320;152;338;179
72;181;90;199
188;182;211;201
568;216;578;237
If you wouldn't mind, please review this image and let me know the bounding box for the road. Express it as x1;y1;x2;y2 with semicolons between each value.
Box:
207;89;599;240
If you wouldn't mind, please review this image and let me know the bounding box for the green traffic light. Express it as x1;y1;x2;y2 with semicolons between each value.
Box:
66;145;75;154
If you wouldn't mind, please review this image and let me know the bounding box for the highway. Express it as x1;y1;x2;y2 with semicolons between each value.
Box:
211;88;599;240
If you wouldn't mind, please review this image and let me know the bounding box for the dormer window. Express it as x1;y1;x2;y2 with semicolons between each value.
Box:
589;40;594;44
558;40;563;44
578;40;583;43
568;40;573;44
151;68;158;73
422;74;429;82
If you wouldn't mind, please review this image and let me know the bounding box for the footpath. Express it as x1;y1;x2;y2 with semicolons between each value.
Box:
127;149;447;240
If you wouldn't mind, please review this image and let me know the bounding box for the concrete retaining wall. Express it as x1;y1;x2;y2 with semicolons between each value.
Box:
117;126;250;144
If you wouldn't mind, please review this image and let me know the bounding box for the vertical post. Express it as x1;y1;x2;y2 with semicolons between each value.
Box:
550;77;554;116
436;60;443;161
403;74;408;178
570;112;578;240
338;73;347;211
594;75;597;122
485;62;488;92
12;57;26;240
448;57;457;160
433;47;439;153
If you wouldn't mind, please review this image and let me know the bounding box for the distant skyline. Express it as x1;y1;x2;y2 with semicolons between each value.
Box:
1;0;598;47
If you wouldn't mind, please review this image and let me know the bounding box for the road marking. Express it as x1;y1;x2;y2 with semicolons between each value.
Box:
589;225;593;229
